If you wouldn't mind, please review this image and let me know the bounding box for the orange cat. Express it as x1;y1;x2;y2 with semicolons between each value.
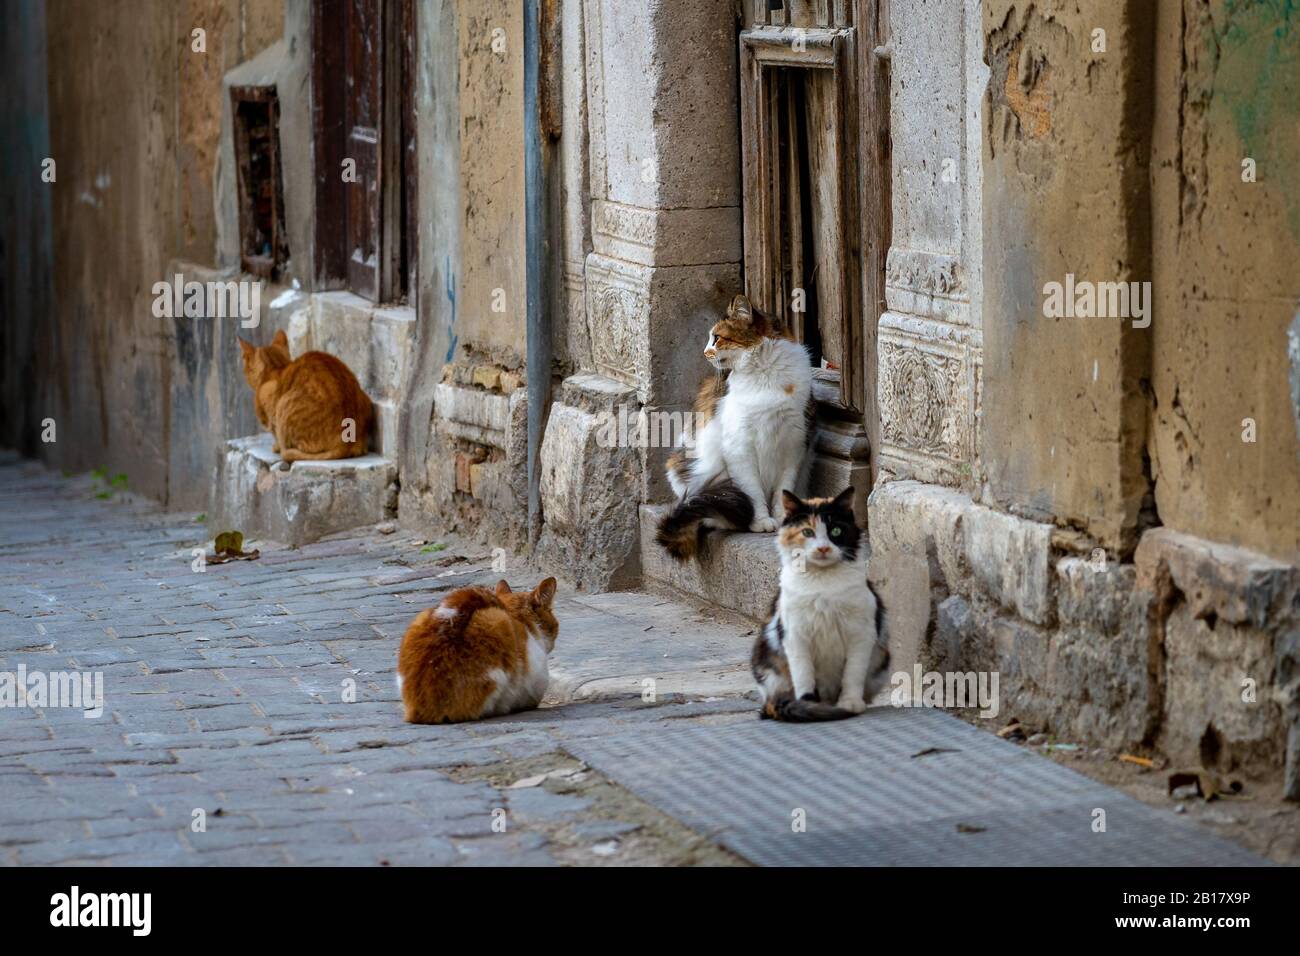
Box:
238;330;373;462
396;578;559;724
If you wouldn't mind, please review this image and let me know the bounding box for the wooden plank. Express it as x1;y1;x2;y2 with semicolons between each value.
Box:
310;0;348;287
401;0;418;301
378;0;402;302
345;0;383;301
855;0;890;483
784;76;803;340
805;67;843;374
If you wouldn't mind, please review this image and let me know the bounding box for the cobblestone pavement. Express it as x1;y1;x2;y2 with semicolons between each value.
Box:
0;455;1267;866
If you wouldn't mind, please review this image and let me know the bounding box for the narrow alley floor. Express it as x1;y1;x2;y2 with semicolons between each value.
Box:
0;453;1273;866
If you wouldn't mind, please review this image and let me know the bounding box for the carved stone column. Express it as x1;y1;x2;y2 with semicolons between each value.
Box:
536;0;742;589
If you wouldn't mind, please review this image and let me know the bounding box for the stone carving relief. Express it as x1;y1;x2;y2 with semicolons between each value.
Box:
585;255;649;390
879;340;964;459
886;247;965;297
595;200;655;250
876;315;981;484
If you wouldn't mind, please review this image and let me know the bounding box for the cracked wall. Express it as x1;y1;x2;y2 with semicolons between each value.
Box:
981;0;1155;553
1150;0;1300;562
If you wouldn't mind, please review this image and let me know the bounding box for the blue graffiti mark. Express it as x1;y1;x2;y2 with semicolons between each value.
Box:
1288;307;1300;447
443;254;458;363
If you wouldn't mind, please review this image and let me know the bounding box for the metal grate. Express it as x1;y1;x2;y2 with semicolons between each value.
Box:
563;707;1268;867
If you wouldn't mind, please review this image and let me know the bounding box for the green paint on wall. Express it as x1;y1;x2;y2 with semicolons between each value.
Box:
1214;0;1300;237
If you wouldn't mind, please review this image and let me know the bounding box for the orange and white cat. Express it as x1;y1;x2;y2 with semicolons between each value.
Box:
657;294;815;559
238;330;373;463
396;578;559;724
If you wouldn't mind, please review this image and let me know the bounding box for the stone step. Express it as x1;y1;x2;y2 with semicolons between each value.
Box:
639;504;779;621
210;434;397;547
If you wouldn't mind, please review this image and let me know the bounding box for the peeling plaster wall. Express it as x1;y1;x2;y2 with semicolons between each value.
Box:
456;0;527;362
179;0;283;264
0;0;285;504
1150;0;1300;562
40;0;183;500
981;0;1155;551
398;0;462;525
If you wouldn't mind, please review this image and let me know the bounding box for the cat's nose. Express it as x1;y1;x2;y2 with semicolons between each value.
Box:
815;545;831;556
704;349;716;359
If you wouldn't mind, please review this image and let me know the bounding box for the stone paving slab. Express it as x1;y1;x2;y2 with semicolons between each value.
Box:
0;454;1269;866
0;456;756;865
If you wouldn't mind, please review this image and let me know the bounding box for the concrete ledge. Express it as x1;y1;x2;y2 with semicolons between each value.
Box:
211;434;397;547
639;504;779;621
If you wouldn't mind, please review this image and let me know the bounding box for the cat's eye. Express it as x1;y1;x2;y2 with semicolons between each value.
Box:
830;527;842;537
801;528;814;538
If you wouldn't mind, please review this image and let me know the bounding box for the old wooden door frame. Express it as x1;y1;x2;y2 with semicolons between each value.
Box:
737;0;889;487
310;0;416;305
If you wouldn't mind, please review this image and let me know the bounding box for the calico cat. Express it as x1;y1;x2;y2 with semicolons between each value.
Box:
656;294;814;560
751;487;890;722
396;578;559;724
238;330;373;463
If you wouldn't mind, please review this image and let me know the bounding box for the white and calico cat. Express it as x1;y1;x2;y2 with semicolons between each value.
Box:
656;294;814;559
751;488;891;721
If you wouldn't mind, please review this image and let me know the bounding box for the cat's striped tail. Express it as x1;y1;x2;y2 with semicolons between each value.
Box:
655;480;754;561
762;695;856;722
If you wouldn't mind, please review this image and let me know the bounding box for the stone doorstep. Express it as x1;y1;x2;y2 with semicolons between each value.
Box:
639;504;780;621
263;288;415;461
210;434;397;548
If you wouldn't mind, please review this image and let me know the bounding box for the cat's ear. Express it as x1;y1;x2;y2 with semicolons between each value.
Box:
730;294;754;325
238;337;254;359
495;580;512;597
531;577;557;608
781;490;804;519
832;486;856;513
272;329;288;348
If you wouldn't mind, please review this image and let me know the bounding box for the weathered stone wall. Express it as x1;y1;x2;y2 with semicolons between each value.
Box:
533;0;743;590
1149;0;1300;562
878;0;986;489
0;0;285;507
398;0;531;554
873;0;1299;797
980;0;1153;552
457;0;527;360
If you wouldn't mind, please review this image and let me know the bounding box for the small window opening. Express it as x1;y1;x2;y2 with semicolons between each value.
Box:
231;85;288;279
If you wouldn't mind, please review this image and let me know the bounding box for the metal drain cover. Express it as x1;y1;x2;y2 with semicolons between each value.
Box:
563;707;1267;866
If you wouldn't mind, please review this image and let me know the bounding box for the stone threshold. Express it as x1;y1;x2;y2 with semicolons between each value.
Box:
638;503;780;621
211;433;397;547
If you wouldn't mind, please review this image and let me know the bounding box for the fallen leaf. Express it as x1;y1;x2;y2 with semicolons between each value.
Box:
956;823;986;834
911;747;960;759
208;529;260;564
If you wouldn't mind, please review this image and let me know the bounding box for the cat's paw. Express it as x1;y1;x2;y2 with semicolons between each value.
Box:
835;695;868;715
749;516;777;533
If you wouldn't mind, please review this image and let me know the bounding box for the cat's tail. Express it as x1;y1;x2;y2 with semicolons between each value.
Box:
762;695;857;722
655;480;754;561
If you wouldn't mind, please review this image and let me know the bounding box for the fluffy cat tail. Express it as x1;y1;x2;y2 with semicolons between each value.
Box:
655;481;755;561
762;695;857;722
